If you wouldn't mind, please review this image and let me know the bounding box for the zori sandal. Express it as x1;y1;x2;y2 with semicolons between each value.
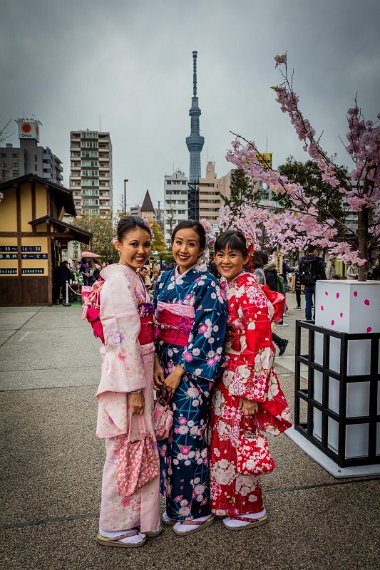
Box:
223;514;268;531
173;515;215;535
96;529;146;548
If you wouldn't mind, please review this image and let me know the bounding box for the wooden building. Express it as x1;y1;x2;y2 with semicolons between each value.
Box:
0;174;91;306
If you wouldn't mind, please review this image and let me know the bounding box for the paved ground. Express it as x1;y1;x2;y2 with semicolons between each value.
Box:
0;295;379;570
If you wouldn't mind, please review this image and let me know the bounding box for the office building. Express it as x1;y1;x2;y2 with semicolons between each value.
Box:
69;130;113;217
0;118;63;185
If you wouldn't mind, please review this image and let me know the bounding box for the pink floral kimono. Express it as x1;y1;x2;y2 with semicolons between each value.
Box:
96;264;160;533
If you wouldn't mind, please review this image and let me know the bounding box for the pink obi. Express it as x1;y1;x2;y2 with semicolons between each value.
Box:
138;302;155;345
157;301;195;346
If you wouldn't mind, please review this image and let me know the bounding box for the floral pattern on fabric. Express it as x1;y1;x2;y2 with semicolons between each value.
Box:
210;272;292;517
154;266;227;520
96;264;160;533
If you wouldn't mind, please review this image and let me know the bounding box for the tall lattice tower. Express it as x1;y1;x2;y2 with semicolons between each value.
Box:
186;51;204;184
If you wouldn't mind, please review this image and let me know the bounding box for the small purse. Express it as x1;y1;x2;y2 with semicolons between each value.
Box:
116;416;159;498
236;428;275;476
152;393;173;441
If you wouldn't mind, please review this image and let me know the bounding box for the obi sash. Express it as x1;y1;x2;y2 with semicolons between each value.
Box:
138;302;155;345
156;301;195;346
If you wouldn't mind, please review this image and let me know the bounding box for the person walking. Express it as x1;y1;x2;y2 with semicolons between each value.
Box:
299;245;326;321
262;253;288;356
96;216;161;548
325;256;337;280
292;266;303;310
251;251;266;285
153;220;227;536
52;261;72;304
210;230;292;530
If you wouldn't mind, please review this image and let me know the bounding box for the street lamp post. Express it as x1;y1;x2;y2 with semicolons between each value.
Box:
123;178;128;214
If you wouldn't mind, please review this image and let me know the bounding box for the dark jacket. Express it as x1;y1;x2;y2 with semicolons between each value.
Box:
299;254;326;285
53;264;72;284
264;262;278;292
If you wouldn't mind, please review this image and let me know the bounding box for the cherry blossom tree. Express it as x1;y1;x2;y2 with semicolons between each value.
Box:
221;53;380;280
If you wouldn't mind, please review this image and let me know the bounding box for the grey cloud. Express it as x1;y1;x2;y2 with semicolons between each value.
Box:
1;0;379;210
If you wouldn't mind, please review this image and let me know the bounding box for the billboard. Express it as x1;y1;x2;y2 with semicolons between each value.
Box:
17;118;41;142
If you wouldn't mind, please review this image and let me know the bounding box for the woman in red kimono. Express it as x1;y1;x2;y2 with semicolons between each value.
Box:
210;230;292;530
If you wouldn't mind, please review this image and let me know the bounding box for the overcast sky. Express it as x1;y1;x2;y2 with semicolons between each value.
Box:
1;0;379;211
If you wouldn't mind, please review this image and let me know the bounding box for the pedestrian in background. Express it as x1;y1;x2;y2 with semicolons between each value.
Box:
139;265;152;290
52;261;72;304
346;262;359;280
326;256;337;280
291;266;303;311
251;251;266;285
299;245;326;321
262;252;288;356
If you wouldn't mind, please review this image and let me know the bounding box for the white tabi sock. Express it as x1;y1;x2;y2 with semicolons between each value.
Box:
223;508;267;529
99;527;146;544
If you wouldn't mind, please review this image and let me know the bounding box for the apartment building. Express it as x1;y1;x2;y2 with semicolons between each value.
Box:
198;162;232;230
164;169;188;243
69;130;113;217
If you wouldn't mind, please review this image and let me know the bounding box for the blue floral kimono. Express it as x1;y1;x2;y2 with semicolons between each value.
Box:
154;265;227;520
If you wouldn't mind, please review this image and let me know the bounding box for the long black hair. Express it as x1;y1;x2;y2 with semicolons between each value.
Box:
214;230;248;258
171;220;206;249
117;216;152;242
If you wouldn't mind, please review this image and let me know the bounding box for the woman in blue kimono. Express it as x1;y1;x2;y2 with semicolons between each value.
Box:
153;220;227;535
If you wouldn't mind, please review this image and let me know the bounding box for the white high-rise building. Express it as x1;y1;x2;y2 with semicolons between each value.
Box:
69;130;113;217
164;169;188;243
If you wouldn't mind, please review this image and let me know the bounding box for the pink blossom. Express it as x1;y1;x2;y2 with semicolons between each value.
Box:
183;351;193;362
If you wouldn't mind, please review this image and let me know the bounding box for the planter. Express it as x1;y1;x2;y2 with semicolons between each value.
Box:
288;280;380;477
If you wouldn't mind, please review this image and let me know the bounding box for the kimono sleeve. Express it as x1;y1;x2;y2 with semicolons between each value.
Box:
229;280;275;402
97;273;145;395
179;276;227;383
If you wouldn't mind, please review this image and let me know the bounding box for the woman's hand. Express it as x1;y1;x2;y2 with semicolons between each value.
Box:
153;356;165;388
164;365;184;394
129;391;145;415
239;398;259;416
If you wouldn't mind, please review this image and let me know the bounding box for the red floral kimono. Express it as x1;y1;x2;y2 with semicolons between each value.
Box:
210;273;292;516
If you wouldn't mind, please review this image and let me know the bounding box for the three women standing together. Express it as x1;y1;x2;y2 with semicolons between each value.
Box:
95;216;291;548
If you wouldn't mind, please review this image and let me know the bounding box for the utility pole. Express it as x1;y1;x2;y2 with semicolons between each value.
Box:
123;178;128;214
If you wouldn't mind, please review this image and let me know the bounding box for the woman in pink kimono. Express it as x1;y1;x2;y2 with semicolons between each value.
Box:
96;216;161;548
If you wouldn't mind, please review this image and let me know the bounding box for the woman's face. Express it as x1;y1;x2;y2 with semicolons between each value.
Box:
115;228;152;270
215;246;248;282
172;228;203;274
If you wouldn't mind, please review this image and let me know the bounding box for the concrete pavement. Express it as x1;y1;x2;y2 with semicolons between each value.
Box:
0;296;379;570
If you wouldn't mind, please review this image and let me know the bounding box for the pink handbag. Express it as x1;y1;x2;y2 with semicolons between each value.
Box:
236;430;275;476
115;416;159;498
152;394;173;441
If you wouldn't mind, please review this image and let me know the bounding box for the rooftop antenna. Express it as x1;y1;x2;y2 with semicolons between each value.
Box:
99;114;102;131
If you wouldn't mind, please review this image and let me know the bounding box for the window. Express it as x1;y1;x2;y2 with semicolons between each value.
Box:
1;153;6;158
